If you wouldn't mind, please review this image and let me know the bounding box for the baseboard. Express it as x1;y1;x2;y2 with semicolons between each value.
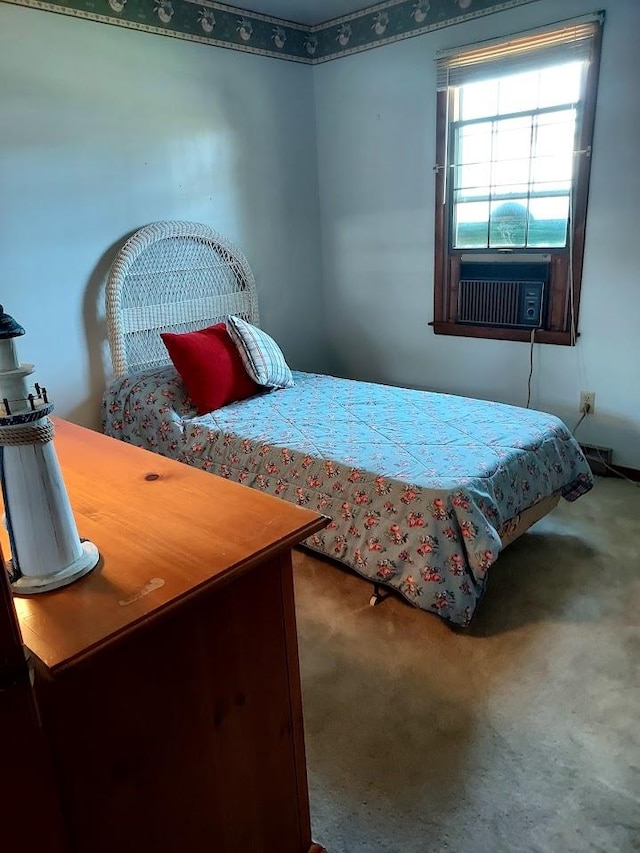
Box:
580;444;612;476
610;464;640;483
579;444;640;482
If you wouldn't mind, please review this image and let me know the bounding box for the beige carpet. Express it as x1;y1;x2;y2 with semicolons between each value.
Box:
293;477;640;853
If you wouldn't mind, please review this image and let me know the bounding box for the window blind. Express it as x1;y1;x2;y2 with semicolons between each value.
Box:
436;13;604;90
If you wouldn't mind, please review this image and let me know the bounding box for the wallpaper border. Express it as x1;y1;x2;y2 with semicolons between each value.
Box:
2;0;541;63
1;0;311;62
311;0;541;63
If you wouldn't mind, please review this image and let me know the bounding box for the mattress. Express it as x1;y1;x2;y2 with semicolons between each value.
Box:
103;368;593;626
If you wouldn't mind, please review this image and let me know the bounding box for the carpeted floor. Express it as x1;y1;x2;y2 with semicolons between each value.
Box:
293;477;640;853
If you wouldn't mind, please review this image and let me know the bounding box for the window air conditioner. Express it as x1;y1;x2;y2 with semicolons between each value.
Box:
456;254;550;328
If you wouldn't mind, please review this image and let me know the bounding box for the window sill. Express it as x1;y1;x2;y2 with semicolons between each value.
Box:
431;322;576;346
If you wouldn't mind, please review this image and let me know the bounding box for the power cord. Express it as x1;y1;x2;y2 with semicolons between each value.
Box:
573;406;589;433
590;445;640;488
526;328;535;408
572;403;639;488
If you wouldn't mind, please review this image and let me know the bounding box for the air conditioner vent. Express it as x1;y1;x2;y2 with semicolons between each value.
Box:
457;260;548;328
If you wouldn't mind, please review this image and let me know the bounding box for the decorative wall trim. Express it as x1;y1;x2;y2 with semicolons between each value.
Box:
2;0;541;63
311;0;541;63
2;0;311;62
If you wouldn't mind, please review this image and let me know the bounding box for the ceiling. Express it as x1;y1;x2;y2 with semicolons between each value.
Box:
232;0;377;26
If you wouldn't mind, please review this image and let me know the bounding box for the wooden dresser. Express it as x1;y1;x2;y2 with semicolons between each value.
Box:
9;419;327;853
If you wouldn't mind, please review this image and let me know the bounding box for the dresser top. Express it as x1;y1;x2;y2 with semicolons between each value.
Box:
11;419;326;672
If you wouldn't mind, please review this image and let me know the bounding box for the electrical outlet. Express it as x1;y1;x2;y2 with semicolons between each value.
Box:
579;391;596;414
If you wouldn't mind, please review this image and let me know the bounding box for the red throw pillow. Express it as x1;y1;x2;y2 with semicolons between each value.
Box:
161;323;260;414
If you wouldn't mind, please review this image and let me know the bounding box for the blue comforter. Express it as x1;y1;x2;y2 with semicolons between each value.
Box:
103;369;593;625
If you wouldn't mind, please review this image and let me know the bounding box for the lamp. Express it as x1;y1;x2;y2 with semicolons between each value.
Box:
0;305;99;593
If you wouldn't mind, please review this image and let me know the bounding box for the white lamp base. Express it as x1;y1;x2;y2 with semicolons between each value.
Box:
11;540;100;595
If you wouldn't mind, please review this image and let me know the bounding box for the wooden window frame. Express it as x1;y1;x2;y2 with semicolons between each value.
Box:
432;24;602;346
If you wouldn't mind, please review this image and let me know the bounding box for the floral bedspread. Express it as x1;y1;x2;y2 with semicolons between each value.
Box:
103;369;593;626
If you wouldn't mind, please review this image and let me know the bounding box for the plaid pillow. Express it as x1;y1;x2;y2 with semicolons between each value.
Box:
225;316;294;389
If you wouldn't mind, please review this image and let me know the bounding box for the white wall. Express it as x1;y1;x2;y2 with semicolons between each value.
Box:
314;0;640;468
0;4;328;429
3;1;639;466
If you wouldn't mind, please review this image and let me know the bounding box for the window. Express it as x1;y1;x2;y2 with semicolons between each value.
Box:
432;16;603;345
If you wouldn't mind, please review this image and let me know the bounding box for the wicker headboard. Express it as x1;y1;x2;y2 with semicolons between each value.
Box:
106;221;260;378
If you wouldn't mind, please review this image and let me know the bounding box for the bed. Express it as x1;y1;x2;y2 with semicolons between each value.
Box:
103;221;594;627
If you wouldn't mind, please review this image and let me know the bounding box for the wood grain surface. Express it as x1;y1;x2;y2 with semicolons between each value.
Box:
3;419;328;853
9;418;326;672
0;546;68;852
